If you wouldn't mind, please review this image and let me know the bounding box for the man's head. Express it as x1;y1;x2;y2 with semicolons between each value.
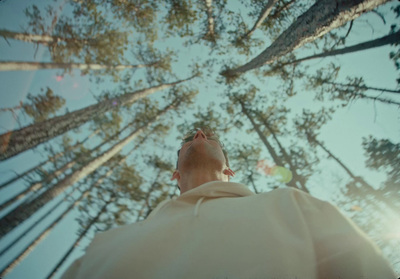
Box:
171;127;235;192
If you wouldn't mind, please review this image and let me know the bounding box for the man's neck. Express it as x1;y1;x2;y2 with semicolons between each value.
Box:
179;169;227;194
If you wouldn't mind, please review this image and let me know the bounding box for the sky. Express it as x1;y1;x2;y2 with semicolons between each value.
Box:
0;0;399;278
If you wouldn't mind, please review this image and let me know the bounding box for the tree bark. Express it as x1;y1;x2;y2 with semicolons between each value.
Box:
222;0;389;76
203;0;216;42
0;75;196;161
272;30;400;68
241;0;278;40
0;61;158;72
0;29;92;46
0;100;178;238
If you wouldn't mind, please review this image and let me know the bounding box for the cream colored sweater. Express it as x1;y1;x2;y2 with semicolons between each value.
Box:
62;181;396;279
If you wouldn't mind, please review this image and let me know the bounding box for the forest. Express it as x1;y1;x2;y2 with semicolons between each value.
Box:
0;0;399;278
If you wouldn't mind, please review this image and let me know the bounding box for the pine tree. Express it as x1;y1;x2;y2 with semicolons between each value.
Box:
0;75;197;161
221;0;390;79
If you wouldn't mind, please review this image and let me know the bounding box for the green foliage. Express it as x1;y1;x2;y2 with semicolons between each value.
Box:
162;0;198;37
25;4;130;68
22;87;65;123
363;137;400;192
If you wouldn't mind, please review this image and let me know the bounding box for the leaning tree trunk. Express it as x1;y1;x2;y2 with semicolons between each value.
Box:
0;183;80;259
0;129;99;191
0;29;92;46
238;99;306;191
268;30;400;69
0;74;196;161
240;0;278;40
222;0;390;77
238;100;284;167
46;197;113;279
0;139;143;275
0;184;92;278
0;100;179;238
0;61;158;72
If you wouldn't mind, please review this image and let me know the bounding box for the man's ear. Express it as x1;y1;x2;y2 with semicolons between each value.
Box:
171;170;180;181
223;168;235;177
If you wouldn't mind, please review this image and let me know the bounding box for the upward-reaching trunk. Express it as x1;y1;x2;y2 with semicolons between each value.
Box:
0;140;142;275
0;61;159;72
240;0;278;40
0;100;179;238
238;99;305;191
222;0;389;77
0;130;99;191
238;100;283;166
0;184;91;278
266;30;400;69
0;29;93;46
46;198;113;279
203;0;216;42
0;74;196;161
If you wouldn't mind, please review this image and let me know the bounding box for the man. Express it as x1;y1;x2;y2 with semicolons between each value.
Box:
62;128;396;279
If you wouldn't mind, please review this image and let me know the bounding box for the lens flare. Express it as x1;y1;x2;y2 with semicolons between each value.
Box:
257;160;293;183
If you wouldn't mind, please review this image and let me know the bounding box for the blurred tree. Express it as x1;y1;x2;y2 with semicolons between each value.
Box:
363;137;400;201
0;60;162;72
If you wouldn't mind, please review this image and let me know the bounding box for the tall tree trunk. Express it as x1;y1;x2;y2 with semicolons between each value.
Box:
0;128;112;211
0;130;99;190
0;184;92;277
0;29;92;46
269;30;400;69
0;100;178;238
0;74;196;161
222;0;389;77
0;160;75;211
203;0;216;42
0;61;159;72
0;139;142;272
238;99;306;191
258;112;310;193
0;183;80;259
241;0;278;40
238;100;284;166
46;198;113;279
312;135;399;213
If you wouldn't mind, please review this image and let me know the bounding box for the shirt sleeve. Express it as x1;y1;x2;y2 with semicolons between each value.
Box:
291;189;397;279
